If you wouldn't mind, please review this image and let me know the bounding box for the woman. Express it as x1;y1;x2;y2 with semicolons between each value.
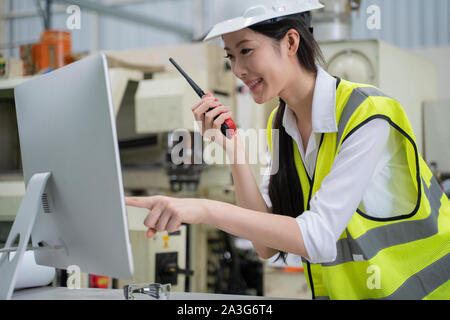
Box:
126;0;450;299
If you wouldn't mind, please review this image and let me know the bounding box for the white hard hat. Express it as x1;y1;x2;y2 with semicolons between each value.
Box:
203;0;324;41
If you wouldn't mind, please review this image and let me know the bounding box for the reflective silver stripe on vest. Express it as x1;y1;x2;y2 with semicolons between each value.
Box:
372;253;450;300
336;86;390;152
322;176;443;267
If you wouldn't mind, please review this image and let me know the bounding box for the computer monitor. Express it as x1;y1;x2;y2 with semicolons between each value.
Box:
12;53;134;280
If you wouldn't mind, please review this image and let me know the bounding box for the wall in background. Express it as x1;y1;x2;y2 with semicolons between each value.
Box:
351;0;450;49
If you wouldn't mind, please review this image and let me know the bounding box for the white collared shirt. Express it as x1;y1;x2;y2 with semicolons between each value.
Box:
260;66;416;263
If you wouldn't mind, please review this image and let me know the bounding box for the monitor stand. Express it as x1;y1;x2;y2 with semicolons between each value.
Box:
0;172;52;300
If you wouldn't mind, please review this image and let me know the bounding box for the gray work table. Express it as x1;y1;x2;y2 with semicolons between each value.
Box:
12;286;280;300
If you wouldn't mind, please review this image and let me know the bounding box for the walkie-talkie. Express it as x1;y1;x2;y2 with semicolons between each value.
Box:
169;57;236;139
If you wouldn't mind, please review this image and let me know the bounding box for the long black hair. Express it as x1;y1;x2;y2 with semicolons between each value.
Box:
249;12;325;262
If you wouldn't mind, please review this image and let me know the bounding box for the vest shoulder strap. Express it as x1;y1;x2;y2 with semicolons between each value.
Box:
267;106;279;154
336;86;390;151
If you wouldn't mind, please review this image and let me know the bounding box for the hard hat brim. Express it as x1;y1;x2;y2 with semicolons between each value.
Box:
203;2;324;41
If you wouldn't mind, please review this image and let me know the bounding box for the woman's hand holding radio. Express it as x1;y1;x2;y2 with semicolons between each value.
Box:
191;92;243;163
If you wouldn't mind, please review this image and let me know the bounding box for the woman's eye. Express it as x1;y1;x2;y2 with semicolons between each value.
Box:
224;49;251;60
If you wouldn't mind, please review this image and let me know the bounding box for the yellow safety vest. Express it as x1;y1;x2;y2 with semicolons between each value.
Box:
266;78;450;300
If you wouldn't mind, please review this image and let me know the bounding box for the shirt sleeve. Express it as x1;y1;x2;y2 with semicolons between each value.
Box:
296;118;391;264
259;150;273;211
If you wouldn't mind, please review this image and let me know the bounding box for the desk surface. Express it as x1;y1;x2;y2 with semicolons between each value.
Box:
12;286;278;300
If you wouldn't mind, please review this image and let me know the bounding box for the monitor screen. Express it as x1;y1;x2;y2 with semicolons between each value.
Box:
13;53;134;279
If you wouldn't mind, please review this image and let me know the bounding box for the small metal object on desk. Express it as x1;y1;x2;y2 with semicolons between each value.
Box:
123;283;171;300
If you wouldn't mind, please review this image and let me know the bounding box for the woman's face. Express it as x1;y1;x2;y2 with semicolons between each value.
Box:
222;28;289;104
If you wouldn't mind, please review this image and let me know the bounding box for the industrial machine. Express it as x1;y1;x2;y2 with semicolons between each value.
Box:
111;42;240;293
118;215;191;292
312;0;361;42
0;80;25;256
110;42;236;198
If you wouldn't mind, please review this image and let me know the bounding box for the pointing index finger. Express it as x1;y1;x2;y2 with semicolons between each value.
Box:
125;197;154;209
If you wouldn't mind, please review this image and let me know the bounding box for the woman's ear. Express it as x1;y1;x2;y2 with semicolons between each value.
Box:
283;29;300;57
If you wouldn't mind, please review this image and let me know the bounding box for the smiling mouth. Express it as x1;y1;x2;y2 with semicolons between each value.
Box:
246;78;263;91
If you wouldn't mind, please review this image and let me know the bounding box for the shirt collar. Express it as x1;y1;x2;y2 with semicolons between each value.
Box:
282;66;338;134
